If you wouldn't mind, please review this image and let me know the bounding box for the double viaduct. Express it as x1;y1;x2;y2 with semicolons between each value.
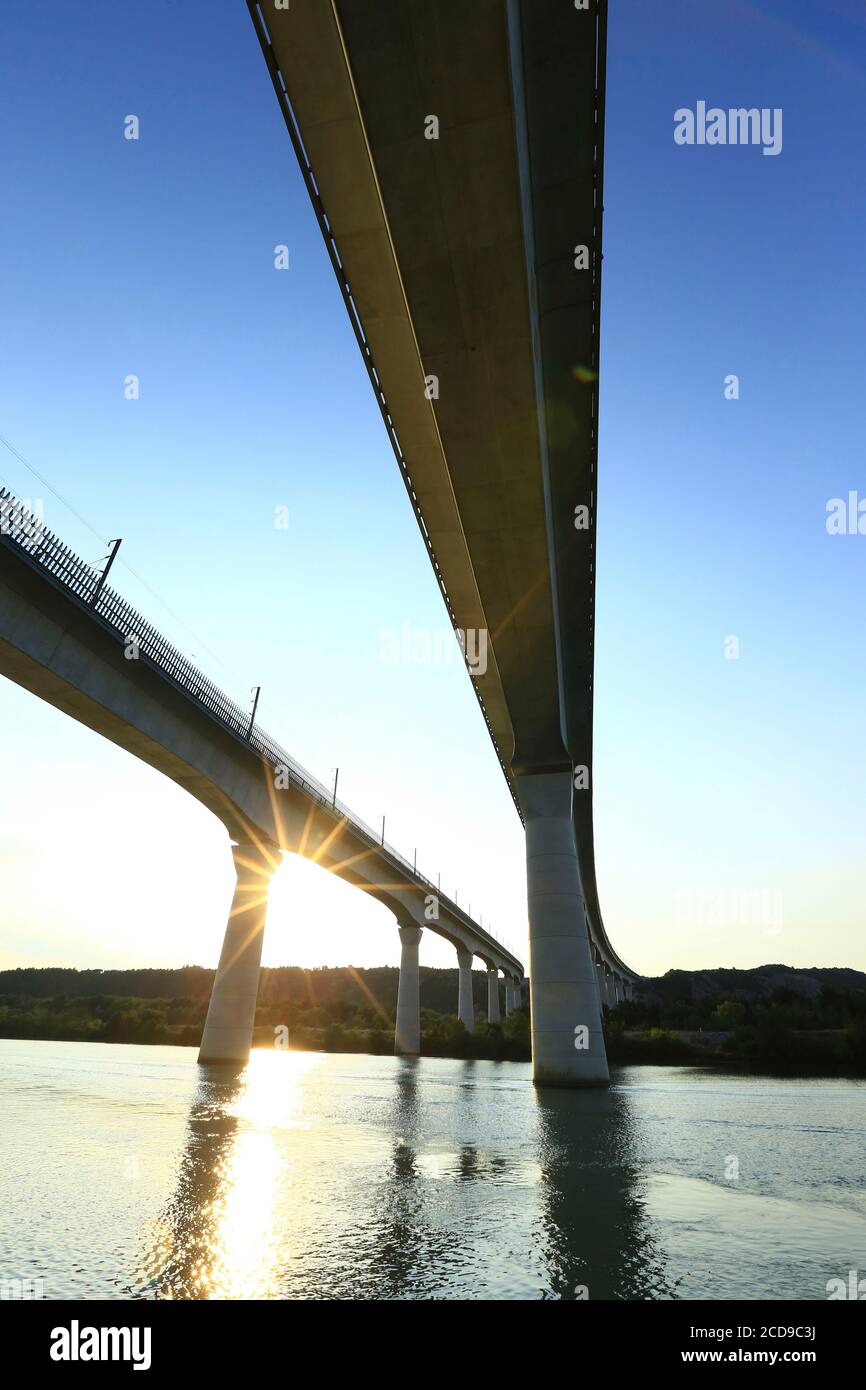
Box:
0;0;639;1089
246;0;639;1084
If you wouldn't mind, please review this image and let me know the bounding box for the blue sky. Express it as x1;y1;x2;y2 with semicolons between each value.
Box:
1;0;864;978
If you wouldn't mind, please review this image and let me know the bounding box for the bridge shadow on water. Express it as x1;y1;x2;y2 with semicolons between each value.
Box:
533;1083;674;1300
131;1064;257;1300
128;1055;674;1301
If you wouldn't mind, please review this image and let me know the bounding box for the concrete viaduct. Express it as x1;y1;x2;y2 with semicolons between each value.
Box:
0;492;524;1063
247;0;639;1085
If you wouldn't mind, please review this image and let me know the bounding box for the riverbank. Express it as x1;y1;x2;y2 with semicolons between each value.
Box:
0;993;532;1062
3;996;866;1074
2;964;865;1075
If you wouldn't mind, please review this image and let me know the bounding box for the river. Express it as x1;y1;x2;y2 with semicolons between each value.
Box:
1;1039;863;1300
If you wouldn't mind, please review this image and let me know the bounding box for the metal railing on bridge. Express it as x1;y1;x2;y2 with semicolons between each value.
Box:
0;488;518;968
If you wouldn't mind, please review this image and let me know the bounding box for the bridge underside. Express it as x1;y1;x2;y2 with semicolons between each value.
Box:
0;529;523;1065
249;0;636;1081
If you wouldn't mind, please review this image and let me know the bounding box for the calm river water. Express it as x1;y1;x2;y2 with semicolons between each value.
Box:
1;1039;864;1300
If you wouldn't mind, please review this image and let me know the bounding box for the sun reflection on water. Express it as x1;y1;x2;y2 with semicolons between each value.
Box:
141;1049;322;1300
230;1048;322;1130
200;1051;321;1299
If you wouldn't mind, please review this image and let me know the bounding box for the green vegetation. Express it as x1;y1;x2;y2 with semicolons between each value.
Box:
0;993;204;1046
0;966;530;1060
2;967;864;1073
272;1009;530;1062
606;984;866;1074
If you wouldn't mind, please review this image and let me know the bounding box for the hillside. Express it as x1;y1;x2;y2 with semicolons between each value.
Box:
638;964;866;1004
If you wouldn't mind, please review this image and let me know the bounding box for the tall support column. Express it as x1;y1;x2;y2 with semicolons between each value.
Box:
612;975;621;1007
487;968;501;1023
395;924;423;1056
199;839;278;1065
456;945;475;1032
504;978;513;1016
518;770;609;1086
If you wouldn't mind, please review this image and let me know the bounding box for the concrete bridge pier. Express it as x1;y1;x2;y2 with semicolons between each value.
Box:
198;838;279;1065
394;924;423;1056
487;968;501;1024
456;945;475;1032
518;769;609;1087
504;979;514;1016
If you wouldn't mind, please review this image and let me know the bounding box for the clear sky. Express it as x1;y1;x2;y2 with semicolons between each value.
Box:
1;0;864;980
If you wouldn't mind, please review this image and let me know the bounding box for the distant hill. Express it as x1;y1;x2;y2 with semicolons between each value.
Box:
0;963;493;1016
637;964;866;1005
3;962;864;1009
